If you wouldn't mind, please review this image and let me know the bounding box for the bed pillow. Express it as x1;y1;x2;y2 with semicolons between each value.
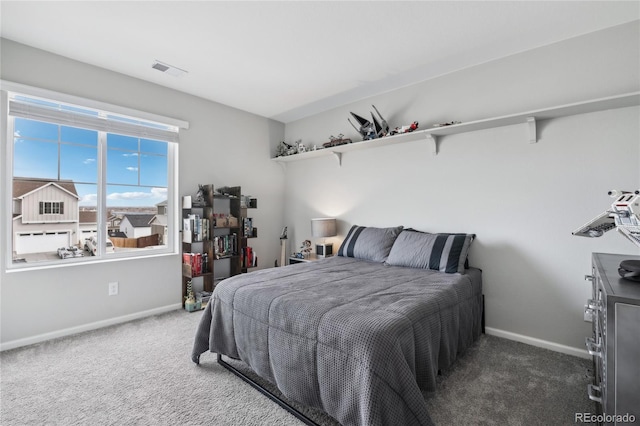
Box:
337;225;403;262
386;229;475;274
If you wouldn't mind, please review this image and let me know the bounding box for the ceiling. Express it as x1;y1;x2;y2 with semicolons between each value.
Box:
1;1;638;123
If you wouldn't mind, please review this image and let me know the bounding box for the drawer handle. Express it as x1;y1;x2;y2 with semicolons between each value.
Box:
585;275;594;282
585;337;603;358
587;383;602;403
586;298;602;312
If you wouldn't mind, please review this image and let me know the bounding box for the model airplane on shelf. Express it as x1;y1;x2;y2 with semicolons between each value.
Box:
389;121;419;135
573;189;640;247
323;134;352;148
348;105;390;140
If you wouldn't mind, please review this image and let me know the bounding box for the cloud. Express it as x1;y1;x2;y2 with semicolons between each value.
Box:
108;191;150;200
79;187;167;206
83;158;96;164
151;187;167;197
126;167;138;172
14;130;21;137
80;194;97;203
107;188;166;201
122;153;139;157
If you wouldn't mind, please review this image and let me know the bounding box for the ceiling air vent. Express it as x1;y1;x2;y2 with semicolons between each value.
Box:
151;60;188;77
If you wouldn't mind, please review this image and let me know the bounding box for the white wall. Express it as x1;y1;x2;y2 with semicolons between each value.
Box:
282;22;640;354
0;39;285;349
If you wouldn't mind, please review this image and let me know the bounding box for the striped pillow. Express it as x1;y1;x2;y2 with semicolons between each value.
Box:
385;230;475;274
337;225;403;262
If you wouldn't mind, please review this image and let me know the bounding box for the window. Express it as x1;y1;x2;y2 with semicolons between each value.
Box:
39;202;64;215
4;85;186;268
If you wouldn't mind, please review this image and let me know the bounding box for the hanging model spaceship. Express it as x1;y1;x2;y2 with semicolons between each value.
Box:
572;189;640;248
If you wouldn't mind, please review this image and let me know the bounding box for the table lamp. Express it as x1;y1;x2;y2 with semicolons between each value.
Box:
311;218;337;257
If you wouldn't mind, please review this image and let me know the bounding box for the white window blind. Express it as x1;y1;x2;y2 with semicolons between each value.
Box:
9;95;181;143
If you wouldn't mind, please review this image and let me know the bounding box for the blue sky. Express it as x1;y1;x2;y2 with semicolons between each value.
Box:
13;118;168;207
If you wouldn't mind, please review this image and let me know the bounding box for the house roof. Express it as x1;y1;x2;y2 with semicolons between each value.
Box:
79;210;97;224
151;215;167;226
123;213;156;227
13;177;79;199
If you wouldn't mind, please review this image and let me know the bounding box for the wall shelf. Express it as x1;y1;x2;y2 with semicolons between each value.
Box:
272;91;639;166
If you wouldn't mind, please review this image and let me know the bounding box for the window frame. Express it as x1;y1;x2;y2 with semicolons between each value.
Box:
40;201;64;215
2;80;187;271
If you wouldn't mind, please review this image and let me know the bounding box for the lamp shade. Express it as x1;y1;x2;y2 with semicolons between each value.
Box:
311;218;337;238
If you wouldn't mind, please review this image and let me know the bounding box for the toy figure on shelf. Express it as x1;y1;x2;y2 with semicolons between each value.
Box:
193;184;206;207
275;141;292;157
323;134;352;148
348;105;389;140
275;140;304;157
348;112;377;140
300;240;312;258
389;121;419;135
371;105;389;138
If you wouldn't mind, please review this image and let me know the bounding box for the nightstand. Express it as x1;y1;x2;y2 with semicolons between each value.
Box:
289;254;321;265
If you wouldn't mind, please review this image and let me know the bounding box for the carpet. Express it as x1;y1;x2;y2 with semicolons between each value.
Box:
0;310;595;425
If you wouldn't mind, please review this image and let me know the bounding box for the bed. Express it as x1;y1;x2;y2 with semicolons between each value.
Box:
192;226;483;426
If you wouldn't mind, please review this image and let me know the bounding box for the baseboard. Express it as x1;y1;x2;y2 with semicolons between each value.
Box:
0;304;182;352
484;327;590;359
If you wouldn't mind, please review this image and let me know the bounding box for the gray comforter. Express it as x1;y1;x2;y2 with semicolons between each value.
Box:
192;256;483;426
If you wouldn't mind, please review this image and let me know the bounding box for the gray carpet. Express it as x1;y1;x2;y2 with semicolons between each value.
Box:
0;310;595;425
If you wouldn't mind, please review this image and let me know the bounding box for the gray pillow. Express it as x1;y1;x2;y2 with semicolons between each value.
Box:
386;230;474;274
337;225;403;262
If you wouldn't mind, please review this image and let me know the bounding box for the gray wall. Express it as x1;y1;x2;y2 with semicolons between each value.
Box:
0;39;285;349
282;22;640;355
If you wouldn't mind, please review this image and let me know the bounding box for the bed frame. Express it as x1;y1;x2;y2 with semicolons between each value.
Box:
217;353;319;425
217;296;485;425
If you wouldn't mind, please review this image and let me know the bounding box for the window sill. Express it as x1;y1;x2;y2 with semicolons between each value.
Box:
5;249;179;273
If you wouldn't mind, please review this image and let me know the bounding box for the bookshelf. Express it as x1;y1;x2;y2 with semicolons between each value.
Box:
181;185;257;311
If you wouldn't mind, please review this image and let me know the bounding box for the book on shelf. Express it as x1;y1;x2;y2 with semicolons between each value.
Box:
184;214;210;242
213;233;237;259
182;252;203;276
243;217;253;238
183;218;192;243
242;246;257;268
192;214;200;241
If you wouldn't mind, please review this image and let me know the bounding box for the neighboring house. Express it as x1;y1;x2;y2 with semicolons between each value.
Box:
12;178;79;255
119;213;155;238
78;210;97;245
107;213;123;233
156;200;167;216
149;214;167;245
151;200;168;245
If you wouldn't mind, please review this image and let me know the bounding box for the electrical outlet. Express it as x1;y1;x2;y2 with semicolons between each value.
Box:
584;305;593;322
108;281;119;296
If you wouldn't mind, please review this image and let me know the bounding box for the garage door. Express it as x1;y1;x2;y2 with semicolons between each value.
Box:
15;231;70;254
